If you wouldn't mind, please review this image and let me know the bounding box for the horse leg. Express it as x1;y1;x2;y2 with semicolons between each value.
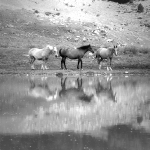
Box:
43;62;49;70
45;65;49;70
107;58;112;71
109;58;112;71
77;58;82;70
30;56;35;70
61;58;64;69
80;59;83;70
97;57;102;70
77;59;80;69
41;64;44;70
107;58;109;71
42;58;49;70
63;58;67;70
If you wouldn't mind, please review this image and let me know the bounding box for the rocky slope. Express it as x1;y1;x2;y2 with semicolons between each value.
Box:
0;0;150;47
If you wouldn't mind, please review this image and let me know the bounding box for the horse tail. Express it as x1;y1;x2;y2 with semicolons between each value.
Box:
29;56;35;64
59;48;62;56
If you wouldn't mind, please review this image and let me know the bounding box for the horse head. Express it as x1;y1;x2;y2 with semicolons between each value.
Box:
113;45;118;56
45;45;57;55
46;45;53;50
53;47;60;58
88;44;95;54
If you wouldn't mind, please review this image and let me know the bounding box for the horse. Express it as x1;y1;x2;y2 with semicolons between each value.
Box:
59;77;94;102
55;44;94;70
95;45;118;71
28;45;58;70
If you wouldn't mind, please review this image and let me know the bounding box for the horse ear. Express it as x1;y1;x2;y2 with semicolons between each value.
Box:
47;45;53;50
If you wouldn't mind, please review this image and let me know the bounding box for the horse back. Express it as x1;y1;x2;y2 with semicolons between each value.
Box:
29;48;50;59
59;47;83;59
97;47;113;58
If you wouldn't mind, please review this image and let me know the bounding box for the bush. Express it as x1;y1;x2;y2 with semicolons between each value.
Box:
137;3;144;13
123;46;138;55
138;47;150;54
122;45;150;55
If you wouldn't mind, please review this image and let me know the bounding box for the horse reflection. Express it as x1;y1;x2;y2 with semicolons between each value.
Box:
59;77;93;102
28;77;58;101
94;77;117;102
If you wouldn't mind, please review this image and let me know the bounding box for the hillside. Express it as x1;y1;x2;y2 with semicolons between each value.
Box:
0;0;150;72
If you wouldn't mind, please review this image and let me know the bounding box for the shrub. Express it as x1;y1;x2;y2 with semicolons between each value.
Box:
107;0;133;4
137;3;144;13
138;47;150;54
123;46;138;55
122;45;150;55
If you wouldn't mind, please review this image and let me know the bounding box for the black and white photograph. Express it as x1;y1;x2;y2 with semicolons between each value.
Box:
0;0;150;150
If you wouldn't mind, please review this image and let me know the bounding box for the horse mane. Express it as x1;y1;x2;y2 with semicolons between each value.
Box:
77;44;90;50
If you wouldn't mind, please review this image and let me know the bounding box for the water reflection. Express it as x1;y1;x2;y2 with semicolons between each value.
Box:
28;76;58;101
0;74;150;150
86;75;117;103
59;77;93;102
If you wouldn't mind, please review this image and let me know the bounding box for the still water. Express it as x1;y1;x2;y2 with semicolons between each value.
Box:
0;73;150;150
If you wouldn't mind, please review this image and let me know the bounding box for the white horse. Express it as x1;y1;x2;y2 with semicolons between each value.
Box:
28;45;58;70
95;45;118;71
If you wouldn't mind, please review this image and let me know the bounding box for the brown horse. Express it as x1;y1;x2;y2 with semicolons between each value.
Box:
56;44;94;70
95;45;118;71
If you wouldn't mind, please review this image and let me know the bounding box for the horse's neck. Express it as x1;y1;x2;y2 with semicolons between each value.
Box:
107;48;114;55
43;47;51;52
79;48;89;54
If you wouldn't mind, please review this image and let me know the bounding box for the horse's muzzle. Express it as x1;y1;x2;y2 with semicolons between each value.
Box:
55;54;59;58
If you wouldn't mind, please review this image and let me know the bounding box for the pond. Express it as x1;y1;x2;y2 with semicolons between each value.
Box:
0;73;150;150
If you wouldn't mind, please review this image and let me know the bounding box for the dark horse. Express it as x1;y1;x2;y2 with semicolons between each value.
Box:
59;77;93;102
56;44;94;70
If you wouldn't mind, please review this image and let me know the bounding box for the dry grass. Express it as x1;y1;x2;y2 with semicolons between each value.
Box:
120;45;150;55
